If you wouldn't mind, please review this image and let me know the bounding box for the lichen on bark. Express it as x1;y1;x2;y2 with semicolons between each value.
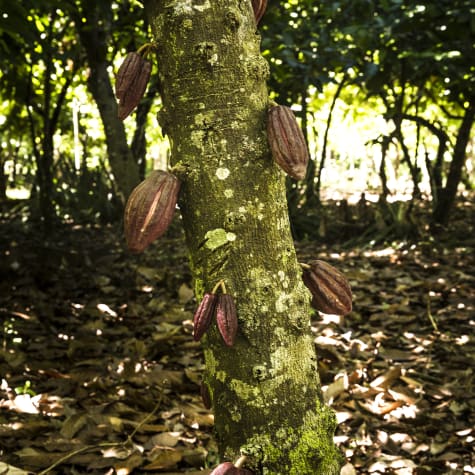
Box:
144;0;343;473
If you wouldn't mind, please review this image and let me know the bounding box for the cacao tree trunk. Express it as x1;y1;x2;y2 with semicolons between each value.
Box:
378;134;392;201
0;156;7;201
431;102;475;228
25;18;76;226
315;73;348;205
73;0;140;202
396;112;449;209
144;1;342;474
131;74;161;180
391;114;421;200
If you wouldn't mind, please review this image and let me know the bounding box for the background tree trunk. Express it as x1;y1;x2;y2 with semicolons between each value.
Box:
131;74;160;180
315;73;348;205
145;1;342;474
73;0;140;201
25;18;76;226
431;103;475;228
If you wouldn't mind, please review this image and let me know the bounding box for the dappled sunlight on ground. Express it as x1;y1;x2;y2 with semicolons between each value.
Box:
297;239;474;475
1;211;474;473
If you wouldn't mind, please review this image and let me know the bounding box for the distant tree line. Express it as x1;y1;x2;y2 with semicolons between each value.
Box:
0;0;473;234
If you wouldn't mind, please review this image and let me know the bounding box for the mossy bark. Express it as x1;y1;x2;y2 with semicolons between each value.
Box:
144;1;342;473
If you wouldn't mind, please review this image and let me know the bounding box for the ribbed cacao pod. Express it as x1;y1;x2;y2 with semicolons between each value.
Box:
251;0;267;24
116;51;152;120
193;293;217;341
116;52;141;98
302;260;352;316
216;294;238;347
124;170;180;253
267;105;309;180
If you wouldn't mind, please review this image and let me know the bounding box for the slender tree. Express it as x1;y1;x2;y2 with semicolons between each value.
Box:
264;0;474;230
143;1;342;473
21;7;79;224
431;102;475;227
70;0;141;200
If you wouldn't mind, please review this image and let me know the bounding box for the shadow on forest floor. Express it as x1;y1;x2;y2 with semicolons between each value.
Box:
0;198;474;474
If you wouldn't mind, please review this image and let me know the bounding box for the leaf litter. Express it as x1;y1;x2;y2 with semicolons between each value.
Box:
0;210;474;474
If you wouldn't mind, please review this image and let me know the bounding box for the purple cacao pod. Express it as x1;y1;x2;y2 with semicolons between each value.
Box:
124;170;180;253
210;462;252;475
216;294;238;347
302;260;352;316
116;51;152;120
193;293;217;341
267;104;309;180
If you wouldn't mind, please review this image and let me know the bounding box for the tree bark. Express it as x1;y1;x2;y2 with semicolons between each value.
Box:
432;102;475;227
131;74;160;180
25;17;76;226
396;112;449;207
391;114;421;199
144;1;342;474
378;134;392;201
315;73;347;204
73;0;140;201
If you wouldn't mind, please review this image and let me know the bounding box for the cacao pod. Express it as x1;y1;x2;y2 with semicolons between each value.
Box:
124;170;180;253
193;293;217;341
116;52;141;99
251;0;267;25
302;260;352;316
116;51;152;120
210;463;252;475
200;382;212;409
216;294;238;347
210;463;236;475
267;104;309;180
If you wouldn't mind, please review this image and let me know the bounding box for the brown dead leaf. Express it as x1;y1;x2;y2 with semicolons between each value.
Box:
2;211;475;474
146;431;181;448
143;447;182;470
0;462;31;474
60;413;88;438
114;452;144;474
369;366;402;389
323;374;348;403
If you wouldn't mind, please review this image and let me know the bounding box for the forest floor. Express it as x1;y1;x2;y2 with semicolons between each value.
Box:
0;197;474;475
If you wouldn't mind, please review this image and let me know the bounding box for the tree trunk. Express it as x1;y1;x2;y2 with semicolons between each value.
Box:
391;115;421;199
315;73;347;204
0;154;8;200
378;134;392;201
380;66;421;200
396;112;449;209
131;74;160;180
73;0;140;202
86;62;140;200
144;1;342;474
25;18;75;226
432;103;475;227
